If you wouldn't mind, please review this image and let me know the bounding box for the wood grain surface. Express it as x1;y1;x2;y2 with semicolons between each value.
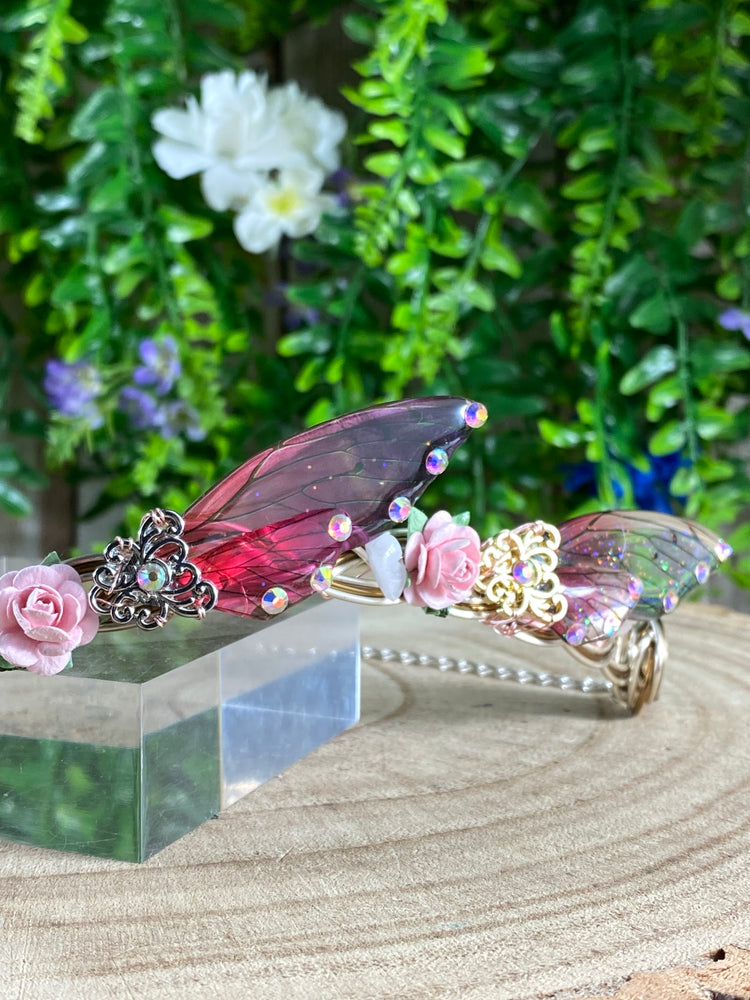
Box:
1;602;750;1000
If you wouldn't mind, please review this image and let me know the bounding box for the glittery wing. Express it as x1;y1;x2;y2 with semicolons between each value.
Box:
551;510;730;645
183;397;478;618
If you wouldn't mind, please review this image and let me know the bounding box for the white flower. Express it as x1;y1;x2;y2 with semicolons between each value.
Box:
267;81;347;174
233;167;335;254
364;533;407;602
151;70;347;244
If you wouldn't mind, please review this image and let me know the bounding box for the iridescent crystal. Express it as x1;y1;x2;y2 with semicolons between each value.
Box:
310;564;333;593
694;561;710;585
512;560;537;585
463;400;488;429
716;540;733;562
565;622;586;646
425;448;449;475
388;496;412;523
628;576;644;603
136;561;168;592
662;589;679;613
261;587;288;615
327;513;352;541
601;612;618;638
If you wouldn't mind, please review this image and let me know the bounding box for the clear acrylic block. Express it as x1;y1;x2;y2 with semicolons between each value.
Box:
0;592;359;862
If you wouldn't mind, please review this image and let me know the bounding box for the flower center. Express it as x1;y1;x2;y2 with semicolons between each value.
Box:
267;187;303;217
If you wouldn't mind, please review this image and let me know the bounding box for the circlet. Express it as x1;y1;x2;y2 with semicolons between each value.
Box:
0;398;732;713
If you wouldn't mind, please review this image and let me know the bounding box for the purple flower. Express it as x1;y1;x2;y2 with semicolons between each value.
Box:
119;387;164;431
718;307;750;340
43;360;103;429
133;336;181;393
161;401;205;441
328;167;353;208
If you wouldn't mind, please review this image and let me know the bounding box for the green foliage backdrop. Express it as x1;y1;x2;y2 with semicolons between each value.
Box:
1;0;749;588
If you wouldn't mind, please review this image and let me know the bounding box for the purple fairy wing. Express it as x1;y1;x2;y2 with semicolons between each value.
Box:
183;397;478;618
551;510;730;645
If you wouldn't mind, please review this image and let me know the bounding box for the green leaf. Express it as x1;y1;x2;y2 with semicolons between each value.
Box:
696;406;734;440
462;280;495;311
423;125;465;159
158;206;213;243
675;199;704;247
407;507;428;534
368;119;408;147
649;421;686;456
691;340;750;377
364;152;401;178
716;273;741;300
538;419;582;448
619;346;677;395
0;480;33;517
502;48;563;84
278;327;332;357
561;172;607;201
480;242;522;278
669;466;701;497
69;86;124;142
629;293;672;334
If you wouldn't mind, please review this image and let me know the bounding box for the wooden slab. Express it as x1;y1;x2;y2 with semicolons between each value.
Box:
1;603;750;1000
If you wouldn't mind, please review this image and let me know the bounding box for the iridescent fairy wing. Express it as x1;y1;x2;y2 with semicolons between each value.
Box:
183;397;479;618
551;510;730;646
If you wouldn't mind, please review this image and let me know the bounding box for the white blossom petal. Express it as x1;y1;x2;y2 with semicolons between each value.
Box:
151;106;199;143
200;164;261;212
151;139;215;179
233;207;283;254
365;534;407;602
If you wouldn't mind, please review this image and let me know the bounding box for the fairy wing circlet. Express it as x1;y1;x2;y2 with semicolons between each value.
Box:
182;397;477;618
548;510;730;645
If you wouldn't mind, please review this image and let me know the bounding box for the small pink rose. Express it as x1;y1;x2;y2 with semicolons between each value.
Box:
403;511;481;610
0;564;99;675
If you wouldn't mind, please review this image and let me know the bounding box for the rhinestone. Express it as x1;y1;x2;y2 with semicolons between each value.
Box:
662;589;679;613
628;576;644;603
310;565;333;593
136;561;168;592
388;496;412;523
512;560;537;585
694;561;710;585
716;540;733;562
261;587;288;615
463;401;488;429
601;612;618;638
328;513;352;541
425;448;449;475
565;623;586;646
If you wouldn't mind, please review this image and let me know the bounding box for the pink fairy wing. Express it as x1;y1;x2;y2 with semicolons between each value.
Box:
551;510;728;645
183;397;477;618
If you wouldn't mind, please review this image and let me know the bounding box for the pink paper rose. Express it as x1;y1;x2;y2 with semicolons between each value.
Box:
403;511;481;610
0;564;99;675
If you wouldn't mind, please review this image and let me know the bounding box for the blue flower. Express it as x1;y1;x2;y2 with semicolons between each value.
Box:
43;359;103;429
161;401;205;441
119;387;164;431
133;336;181;393
718;307;750;340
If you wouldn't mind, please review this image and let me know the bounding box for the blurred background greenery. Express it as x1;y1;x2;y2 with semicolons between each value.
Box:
0;0;749;592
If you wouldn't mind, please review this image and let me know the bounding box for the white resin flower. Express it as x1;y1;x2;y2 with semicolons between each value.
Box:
364;533;407;602
233;167;335;254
